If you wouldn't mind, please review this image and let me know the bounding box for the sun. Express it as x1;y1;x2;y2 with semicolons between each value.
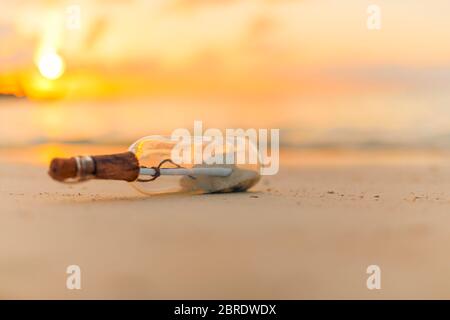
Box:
37;52;65;80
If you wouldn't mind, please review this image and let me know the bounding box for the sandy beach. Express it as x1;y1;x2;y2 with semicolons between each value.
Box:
1;146;450;299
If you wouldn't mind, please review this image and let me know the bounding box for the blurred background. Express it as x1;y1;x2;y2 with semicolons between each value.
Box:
1;0;450;160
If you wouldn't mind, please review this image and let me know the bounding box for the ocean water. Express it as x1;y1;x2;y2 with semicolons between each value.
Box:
1;87;450;150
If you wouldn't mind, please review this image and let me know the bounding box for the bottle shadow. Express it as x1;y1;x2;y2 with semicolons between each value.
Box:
52;190;263;204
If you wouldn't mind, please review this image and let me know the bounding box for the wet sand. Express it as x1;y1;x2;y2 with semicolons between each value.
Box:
1;147;450;299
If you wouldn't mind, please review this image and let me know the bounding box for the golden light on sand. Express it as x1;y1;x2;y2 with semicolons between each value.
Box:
37;52;65;80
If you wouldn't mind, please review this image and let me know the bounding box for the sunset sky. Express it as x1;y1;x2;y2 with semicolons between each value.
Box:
1;0;450;99
1;0;450;150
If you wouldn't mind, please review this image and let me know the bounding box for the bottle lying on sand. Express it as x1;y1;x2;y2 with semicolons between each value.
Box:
48;135;261;194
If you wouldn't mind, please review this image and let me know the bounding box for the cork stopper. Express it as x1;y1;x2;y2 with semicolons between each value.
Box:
48;151;140;183
48;157;77;181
